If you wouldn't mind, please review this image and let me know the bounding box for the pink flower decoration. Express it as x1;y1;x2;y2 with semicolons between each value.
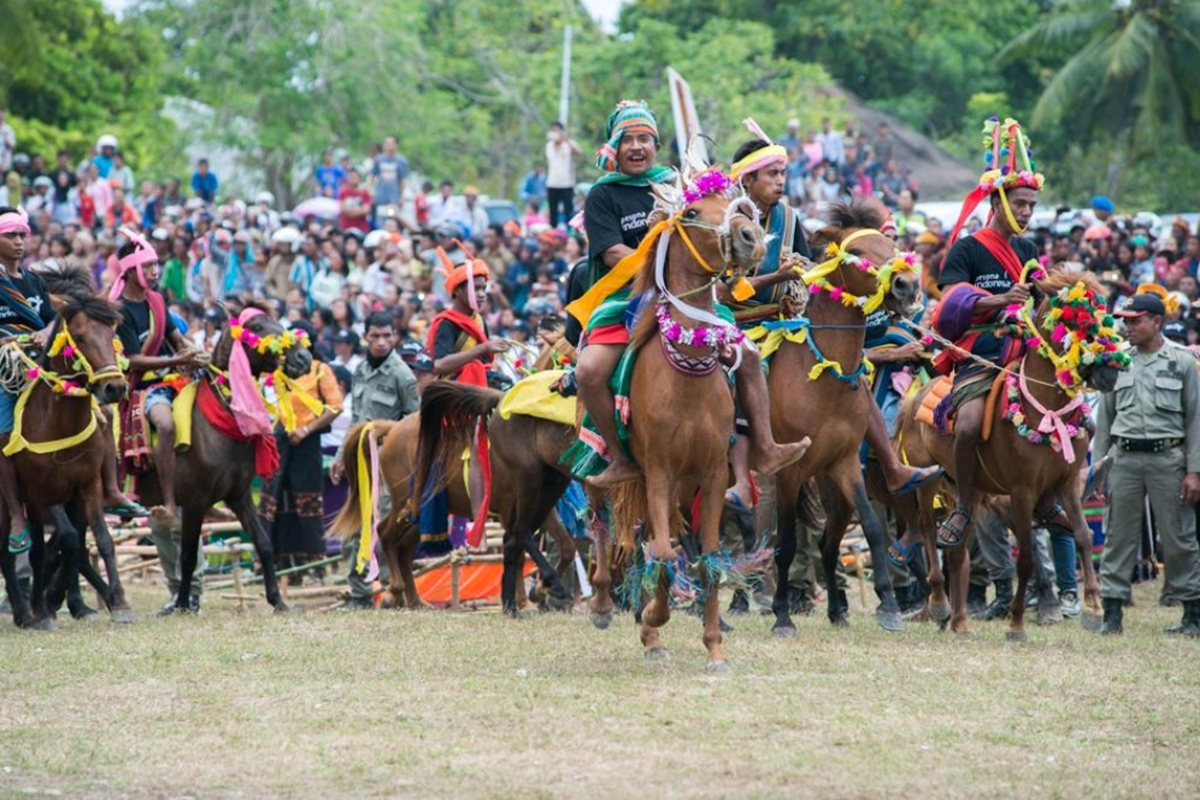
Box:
63;345;75;358
829;286;845;301
25;368;39;379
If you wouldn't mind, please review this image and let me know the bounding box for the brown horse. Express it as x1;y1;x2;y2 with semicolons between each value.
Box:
894;270;1121;638
332;391;579;613
605;176;775;671
0;288;129;629
136;310;312;614
768;200;921;635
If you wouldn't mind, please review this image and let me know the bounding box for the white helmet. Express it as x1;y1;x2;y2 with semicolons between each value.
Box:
256;191;275;207
97;134;119;150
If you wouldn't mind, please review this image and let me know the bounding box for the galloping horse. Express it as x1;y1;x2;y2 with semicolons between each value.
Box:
136;308;312;614
606;168;776;671
767;200;922;635
895;270;1123;638
0;281;129;628
332;393;579;613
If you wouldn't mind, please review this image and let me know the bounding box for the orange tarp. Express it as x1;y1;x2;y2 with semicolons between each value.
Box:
413;561;536;606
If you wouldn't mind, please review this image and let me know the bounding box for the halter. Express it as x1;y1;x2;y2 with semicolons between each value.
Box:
800;229;918;314
759;317;873;386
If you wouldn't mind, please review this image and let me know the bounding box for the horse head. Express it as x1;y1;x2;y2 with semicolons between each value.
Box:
1029;270;1129;394
45;293;128;406
213;307;314;380
807;200;920;315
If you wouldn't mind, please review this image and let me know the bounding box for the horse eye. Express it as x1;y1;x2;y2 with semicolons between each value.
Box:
684;208;698;220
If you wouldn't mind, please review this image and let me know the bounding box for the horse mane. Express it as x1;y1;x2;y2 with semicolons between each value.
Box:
59;294;121;327
1034;269;1106;299
809;198;888;249
42;264;97;299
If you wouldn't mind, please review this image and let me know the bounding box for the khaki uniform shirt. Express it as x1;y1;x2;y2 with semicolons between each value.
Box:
350;350;420;425
1095;341;1200;472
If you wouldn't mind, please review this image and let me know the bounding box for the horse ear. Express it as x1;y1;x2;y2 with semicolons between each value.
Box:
808;226;841;251
650;180;682;214
48;293;69;312
680;135;711;185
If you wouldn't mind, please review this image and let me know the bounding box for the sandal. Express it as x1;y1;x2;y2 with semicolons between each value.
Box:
8;522;31;555
887;538;921;568
104;499;150;520
936;507;972;549
724;489;754;516
891;465;944;498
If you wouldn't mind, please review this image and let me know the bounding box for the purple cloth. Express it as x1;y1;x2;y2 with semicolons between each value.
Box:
935;285;989;342
932;393;954;435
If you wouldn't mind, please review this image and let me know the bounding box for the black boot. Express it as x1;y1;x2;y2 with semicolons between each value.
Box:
1165;599;1200;637
1101;597;1124;635
966;583;988;617
978;578;1013;621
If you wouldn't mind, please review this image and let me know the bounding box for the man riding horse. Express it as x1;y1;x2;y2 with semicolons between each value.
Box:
725;122;939;509
570;100;805;489
934;117;1045;548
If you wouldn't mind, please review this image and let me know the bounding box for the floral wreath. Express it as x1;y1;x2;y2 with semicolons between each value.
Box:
803;236;919;314
1034;282;1130;390
27;327;130;396
229;321;311;355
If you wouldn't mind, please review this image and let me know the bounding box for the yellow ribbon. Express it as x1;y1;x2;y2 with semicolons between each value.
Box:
566;218;671;325
730;144;789;181
269;369;328;433
355;422;376;575
3;382;100;456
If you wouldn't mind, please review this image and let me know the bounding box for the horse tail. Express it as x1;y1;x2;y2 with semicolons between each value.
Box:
413;381;504;504
328;422;387;543
608;481;648;553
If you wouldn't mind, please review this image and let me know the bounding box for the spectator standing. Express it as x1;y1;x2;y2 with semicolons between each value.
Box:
371;135;409;212
111;152;135;194
93;135;118;178
313;150;345;198
457;186;490;240
337;169;372;233
0;109;14;173
545;122;581;227
871;122;894;177
778;118;801;156
427;180;455;228
191;159;218;204
815;117;845;167
520;163;547;211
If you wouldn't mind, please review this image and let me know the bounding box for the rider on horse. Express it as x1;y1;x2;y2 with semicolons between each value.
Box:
571;101;805;489
725;122;939;508
933;117;1044;548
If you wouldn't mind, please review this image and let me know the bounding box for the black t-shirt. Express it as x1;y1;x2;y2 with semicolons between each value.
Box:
432;315;489;361
937;234;1039;294
863;307;890;344
117;299;178;387
583;181;657;267
0;270;54;334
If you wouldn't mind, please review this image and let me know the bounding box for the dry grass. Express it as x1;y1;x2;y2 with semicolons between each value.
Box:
2;580;1199;800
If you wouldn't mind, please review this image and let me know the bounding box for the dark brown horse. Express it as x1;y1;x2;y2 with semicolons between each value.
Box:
767;200;922;635
137;310;312;614
895;271;1120;638
0;288;129;628
331;386;579;613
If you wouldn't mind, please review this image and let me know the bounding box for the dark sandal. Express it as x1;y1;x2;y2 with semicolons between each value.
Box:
8;523;31;555
936;507;972;549
887;538;921;568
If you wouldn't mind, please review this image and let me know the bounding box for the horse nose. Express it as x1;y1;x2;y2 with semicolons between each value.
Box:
100;380;128;404
736;225;759;247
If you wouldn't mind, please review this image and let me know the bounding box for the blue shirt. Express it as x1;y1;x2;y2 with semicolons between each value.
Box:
315;165;346;196
191;171;219;203
92;155;114;179
520;171;547;204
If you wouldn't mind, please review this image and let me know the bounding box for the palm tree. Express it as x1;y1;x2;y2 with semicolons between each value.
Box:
1000;0;1200;153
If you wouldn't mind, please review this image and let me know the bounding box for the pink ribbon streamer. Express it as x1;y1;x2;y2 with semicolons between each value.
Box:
108;227;158;300
228;307;274;439
1018;363;1083;464
366;430;381;582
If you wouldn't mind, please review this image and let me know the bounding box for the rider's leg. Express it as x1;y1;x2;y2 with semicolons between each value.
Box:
98;407;138;509
147;403;178;519
863;390;940;493
727;432;752;508
734;342;810;475
0;453;27;545
576;342;639;487
942;396;985;542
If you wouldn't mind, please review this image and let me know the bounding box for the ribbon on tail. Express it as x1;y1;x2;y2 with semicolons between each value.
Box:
355;422;381;580
466;420;492;548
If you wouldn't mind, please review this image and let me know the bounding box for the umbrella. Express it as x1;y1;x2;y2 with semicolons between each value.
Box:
292;196;341;219
1083;224;1111;241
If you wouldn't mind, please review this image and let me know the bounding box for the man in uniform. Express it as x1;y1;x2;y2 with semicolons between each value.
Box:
1094;292;1200;635
330;311;420;609
934;117;1043;550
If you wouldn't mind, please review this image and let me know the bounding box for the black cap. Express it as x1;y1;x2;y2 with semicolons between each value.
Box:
398;340;424;362
1163;319;1188;342
1115;293;1166;318
332;328;359;346
409;350;434;373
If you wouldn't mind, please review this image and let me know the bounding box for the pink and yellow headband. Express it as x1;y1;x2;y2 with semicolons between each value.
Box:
730;118;788;181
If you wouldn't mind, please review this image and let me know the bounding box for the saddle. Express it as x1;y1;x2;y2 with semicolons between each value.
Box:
914;373;1006;440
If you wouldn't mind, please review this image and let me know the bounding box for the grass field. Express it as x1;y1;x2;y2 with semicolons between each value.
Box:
2;581;1199;800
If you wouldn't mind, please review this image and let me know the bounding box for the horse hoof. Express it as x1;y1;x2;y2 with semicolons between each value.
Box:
705;660;733;675
876;610;903;633
274;602;300;614
72;608;102;623
830;615;850;628
1005;629;1028;642
545;593;573;613
643;647;670;662
1037;605;1063;627
952;629;978;640
110;608;135;624
590;611;613;631
772;623;798;639
929;602;952;624
1080;612;1103;633
32;617;56;632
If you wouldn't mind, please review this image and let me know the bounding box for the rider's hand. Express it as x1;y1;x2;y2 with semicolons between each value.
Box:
1182;472;1200;507
175;348;200;367
1001;284;1031;306
483;340;510;354
31;328;52;348
330;460;344;486
893;341;927;361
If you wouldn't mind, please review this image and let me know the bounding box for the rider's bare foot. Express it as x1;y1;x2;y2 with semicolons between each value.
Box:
149;505;177;524
750;436;811;476
587;457;641;489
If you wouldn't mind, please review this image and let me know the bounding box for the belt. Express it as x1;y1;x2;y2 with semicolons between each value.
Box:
1115;437;1184;453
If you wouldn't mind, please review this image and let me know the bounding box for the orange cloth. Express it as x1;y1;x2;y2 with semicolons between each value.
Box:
288;361;343;430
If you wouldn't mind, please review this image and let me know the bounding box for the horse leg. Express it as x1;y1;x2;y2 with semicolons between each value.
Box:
89;507;132;622
378;518;407;609
523;529;570;610
587;506;615;628
698;475;730;672
397;526;426;610
60;503;98;621
834;462;902;631
173;506;204;614
542;512;577;608
771;468;802;636
0;501;32;627
946;545;972;635
639;471;674;659
27;511;54;630
500;528;522;617
1059;486;1102;630
1007;491;1036;641
228;492;288;612
818;485;852;628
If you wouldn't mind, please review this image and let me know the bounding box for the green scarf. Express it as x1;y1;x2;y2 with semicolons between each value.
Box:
593;165;675;188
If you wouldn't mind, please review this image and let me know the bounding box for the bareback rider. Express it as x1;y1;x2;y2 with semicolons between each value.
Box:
111;229;205;524
723;123;938;510
0;207;54;555
570;101;806;489
933;117;1044;548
